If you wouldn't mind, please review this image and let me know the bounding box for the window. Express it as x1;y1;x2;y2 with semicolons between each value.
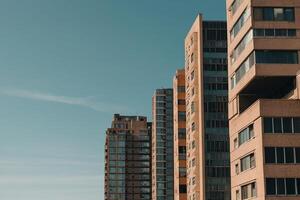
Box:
191;122;196;131
238;124;254;147
274;117;282;133
177;86;185;93
178;128;186;139
253;7;295;21
265;147;300;164
283;118;293;133
256;50;298;64
179;185;187;193
264;118;273;133
286;178;296;195
191;101;195;113
230;0;244;15
264;117;300;134
296;148;300;163
277;178;285;195
178;99;185;105
178;112;186;121
241;182;256;199
236;189;240;200
230;7;251;40
232;30;253;63
179;167;186;177
265;147;276;163
277;147;284;163
285;147;294;163
234;138;238;149
254;29;297;37
267;178;300;196
241;153;255;172
294;118;300;133
266;178;276;195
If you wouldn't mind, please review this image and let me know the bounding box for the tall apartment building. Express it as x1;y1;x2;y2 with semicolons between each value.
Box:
226;0;300;199
184;15;231;200
173;69;187;200
104;114;151;200
152;89;174;200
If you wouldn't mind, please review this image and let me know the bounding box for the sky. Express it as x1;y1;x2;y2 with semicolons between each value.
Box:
0;1;225;200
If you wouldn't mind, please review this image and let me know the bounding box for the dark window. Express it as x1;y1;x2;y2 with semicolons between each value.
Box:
179;185;187;193
264;8;274;20
276;147;284;163
265;29;274;36
178;112;186;121
254;8;263;20
274;118;282;133
286;178;296;195
275;29;287;36
283;118;293;133
297;179;300;194
265;147;276;163
296;148;300;163
277;178;285;195
264;118;273;133
285;8;295;21
285;147;294;163
253;29;264;36
294;118;300;133
266;178;276;195
288;29;296;36
256;50;298;64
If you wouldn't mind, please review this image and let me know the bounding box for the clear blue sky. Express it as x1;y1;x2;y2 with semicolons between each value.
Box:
0;1;225;200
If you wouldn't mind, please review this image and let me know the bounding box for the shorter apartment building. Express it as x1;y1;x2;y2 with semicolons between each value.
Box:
105;114;151;200
173;69;187;200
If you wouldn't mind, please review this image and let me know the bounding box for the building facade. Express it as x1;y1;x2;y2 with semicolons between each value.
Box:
104;114;151;200
226;0;300;199
185;15;231;200
152;89;174;200
173;69;187;200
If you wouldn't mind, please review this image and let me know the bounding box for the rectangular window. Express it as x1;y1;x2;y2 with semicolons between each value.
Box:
238;124;254;146
294;118;300;133
285;147;294;163
179;185;187;193
266;178;276;195
277;178;285;195
274;117;282;133
296;148;300;163
264;118;273;133
241;182;256;199
254;7;295;21
241;153;255;172
277;147;284;163
286;178;296;195
265;147;276;163
283;118;293;133
256;50;298;64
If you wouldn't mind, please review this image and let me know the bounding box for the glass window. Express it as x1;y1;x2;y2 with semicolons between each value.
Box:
296;148;300;163
274;8;284;20
297;179;300;194
264;118;273;133
253;8;263;20
265;29;274;36
285;147;294;163
274;118;282;133
288;29;296;37
286;178;296;195
256;50;298;64
294;118;300;133
275;29;287;36
276;147;284;163
265;147;276;163
283;118;293;133
266;178;276;195
277;178;285;195
284;8;295;21
253;29;264;36
264;8;274;20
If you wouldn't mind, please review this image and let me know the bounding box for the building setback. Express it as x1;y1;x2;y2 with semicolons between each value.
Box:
226;0;300;199
104;114;151;200
173;69;187;200
184;15;231;200
152;89;174;200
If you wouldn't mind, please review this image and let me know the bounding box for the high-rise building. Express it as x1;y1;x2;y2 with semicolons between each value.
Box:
104;114;152;200
184;15;231;200
152;89;174;200
226;0;300;199
173;69;187;200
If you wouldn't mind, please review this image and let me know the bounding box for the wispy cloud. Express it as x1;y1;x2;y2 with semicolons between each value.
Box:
0;88;128;113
